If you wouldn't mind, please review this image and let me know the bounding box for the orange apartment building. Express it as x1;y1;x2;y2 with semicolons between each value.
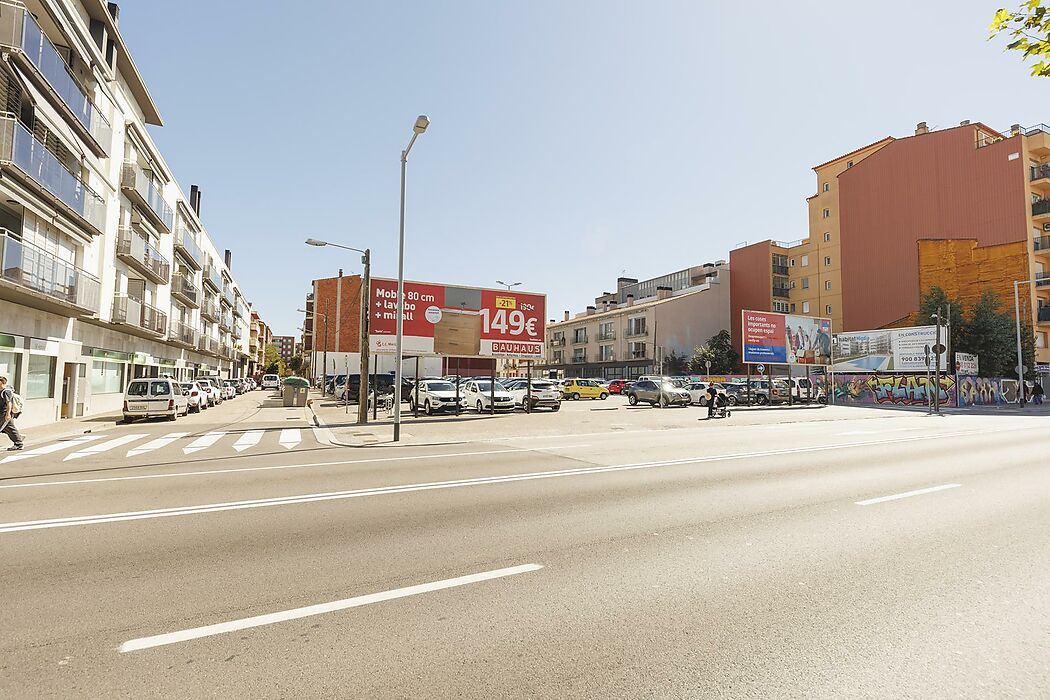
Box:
731;121;1050;366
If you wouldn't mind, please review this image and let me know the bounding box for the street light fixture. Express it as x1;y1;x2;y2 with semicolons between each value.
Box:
394;115;429;442
496;280;522;291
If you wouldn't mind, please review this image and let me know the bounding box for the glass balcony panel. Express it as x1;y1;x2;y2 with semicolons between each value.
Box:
0;229;99;311
173;227;204;269
121;162;174;231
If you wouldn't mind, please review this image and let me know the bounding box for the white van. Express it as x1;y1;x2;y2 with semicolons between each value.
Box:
262;374;280;389
123;378;188;422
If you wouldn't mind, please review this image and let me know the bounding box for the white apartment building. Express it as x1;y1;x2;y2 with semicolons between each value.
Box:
0;0;257;428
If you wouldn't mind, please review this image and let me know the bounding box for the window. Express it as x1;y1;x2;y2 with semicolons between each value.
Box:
823;232;831;242
573;348;586;362
790;258;796;267
600;345;614;361
822;183;830;192
825;280;832;290
801;255;809;267
0;351;21;392
846;160;853;168
822;208;830;218
599;322;615;340
790;304;796;312
630;342;646;358
553;351;563;364
627;317;647;336
573;328;587;344
90;361;125;395
802;301;811;313
26;355;55;399
790;281;796;289
773;300;789;313
824;256;832;266
826;305;833;315
801;278;810;289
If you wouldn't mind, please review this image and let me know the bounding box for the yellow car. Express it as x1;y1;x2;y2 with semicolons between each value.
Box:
561;378;609;400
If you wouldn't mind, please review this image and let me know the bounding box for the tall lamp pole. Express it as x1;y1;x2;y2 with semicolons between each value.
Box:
496;280;522;292
1014;279;1038;405
305;239;372;425
298;304;328;388
394;115;430;442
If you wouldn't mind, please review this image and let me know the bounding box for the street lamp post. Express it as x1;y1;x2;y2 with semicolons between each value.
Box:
394;115;429;443
305;239;372;425
1013;279;1038;405
496;280;522;292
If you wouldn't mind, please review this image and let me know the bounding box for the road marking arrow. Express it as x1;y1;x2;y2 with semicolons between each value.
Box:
278;428;301;450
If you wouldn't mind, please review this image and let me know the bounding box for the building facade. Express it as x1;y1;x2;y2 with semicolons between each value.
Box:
731;121;1050;366
272;335;295;365
0;0;261;428
540;263;731;379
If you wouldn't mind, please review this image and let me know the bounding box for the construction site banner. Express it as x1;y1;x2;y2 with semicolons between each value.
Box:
368;277;546;359
831;326;946;372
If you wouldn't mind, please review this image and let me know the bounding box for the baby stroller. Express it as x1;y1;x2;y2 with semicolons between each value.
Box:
710;391;731;419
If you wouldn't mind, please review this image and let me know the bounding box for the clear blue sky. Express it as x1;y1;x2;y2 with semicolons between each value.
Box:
120;0;1043;337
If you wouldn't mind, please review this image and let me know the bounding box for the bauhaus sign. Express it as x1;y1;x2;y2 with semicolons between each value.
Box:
369;277;546;358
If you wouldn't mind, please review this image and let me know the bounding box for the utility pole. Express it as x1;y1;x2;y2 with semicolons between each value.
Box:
933;305;942;415
358;249;370;425
322;298;330;392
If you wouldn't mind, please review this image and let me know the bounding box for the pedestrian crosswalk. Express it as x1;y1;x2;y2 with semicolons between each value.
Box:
0;428;329;465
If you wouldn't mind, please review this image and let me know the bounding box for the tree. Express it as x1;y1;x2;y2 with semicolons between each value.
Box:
688;344;715;375
664;350;689;375
990;2;1050;77
263;344;285;376
957;291;1020;378
288;356;304;375
705;329;739;374
917;286;965;356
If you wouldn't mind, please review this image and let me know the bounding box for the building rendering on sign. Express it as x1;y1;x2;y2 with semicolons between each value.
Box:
730;120;1050;366
540;262;730;379
0;0;263;428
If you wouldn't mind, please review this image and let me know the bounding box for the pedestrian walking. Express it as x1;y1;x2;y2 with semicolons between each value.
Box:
1034;382;1045;406
0;375;24;451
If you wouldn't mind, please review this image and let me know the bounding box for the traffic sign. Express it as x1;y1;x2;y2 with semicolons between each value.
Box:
1016;365;1028;375
756;364;765;374
932;343;946;355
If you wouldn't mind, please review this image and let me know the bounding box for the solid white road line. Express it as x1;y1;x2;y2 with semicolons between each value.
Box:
855;483;962;506
0;435;103;464
65;434;148;461
0;445;595;491
0;430;995;534
232;431;263;453
119;563;543;653
183;432;227;455
127;433;189;458
278;428;301;450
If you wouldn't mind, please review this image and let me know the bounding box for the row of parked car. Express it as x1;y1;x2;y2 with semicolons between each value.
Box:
612;376;827;408
122;376;261;423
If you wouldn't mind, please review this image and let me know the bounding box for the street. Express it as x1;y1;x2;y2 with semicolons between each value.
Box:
1;392;1047;697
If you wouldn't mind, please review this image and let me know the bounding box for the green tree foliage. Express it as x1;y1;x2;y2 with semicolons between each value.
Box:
664;350;689;375
705;329;739;374
264;344;285;376
990;2;1050;77
917;286;966;356
287;356;304;374
688;344;715;375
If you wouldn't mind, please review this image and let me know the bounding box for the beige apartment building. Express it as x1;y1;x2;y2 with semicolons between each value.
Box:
540;263;731;379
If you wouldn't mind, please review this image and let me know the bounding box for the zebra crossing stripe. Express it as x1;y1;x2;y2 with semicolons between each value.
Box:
278;429;301;450
0;435;103;464
232;431;263;453
184;432;227;455
65;434;148;461
127;433;189;458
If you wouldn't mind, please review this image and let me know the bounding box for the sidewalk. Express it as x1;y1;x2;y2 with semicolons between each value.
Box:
4;411;123;449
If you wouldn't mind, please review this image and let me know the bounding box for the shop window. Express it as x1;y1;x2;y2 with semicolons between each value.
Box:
90;361;125;395
0;351;21;392
26;354;55;399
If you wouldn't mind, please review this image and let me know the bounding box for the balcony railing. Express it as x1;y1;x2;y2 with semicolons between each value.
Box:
219;311;233;330
121;162;174;232
0;115;105;232
221;284;235;307
549;337;566;347
1034;198;1050;217
111;295;166;336
772;264;789;275
168;319;197;347
232;326;243;340
598;331;616;341
1039;306;1050;323
598;353;616;362
235;299;249;319
572;335;588;345
1038;272;1050;287
200;296;219;322
116;228;170;284
773;286;791;299
626;328;648;337
571;355;587;364
631;350;647;359
1035;235;1050;252
171;273;201;307
198;335;219;356
173;227;204;270
0;229;99;312
0;3;111;148
203;264;222;292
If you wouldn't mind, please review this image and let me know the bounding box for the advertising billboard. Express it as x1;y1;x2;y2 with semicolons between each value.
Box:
955;352;979;376
741;310;832;365
368;277;545;359
831;326;946;372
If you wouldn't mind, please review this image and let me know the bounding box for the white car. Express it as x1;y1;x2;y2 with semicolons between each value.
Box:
503;379;562;411
408;379;467;415
180;381;207;412
686;381;726;405
196;378;222;406
463;379;515;412
261;374;280;390
123;378;188;422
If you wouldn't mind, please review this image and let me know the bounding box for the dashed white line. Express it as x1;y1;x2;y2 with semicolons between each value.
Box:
855;483;961;506
119;563;543;653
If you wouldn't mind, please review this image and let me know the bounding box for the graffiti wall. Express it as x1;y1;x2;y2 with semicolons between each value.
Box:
956;376;1019;406
829;373;957;407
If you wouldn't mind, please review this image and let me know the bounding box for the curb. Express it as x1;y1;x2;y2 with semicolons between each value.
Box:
306;399;356;448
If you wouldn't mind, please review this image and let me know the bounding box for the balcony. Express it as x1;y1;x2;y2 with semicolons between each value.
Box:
598;330;616;341
171;273;201;308
1033;198;1050;221
772;264;789;275
571;355;587;364
549;337;566;347
232;325;243;340
598;353;616;362
572;335;588;345
1035;235;1050;254
221;344;234;360
203;264;222;292
200;296;219;322
626;328;648;338
0;115;106;234
773;285;791;299
121;162;174;232
0;3;112;154
235;299;249;319
168;319;197;349
1040;306;1050;323
116;228;170;284
631;350;647;359
198;335;219;356
173;228;204;270
0;229;99;315
1038;272;1050;288
221;284;235;307
111;295;166;338
219;311;233;331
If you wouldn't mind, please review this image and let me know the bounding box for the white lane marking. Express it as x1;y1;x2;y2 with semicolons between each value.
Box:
0;445;594;491
278;428;301;450
183;432;226;455
855;483;961;506
119;563;542;653
232;431;263;453
837;427;925;436
0;430;995;534
127;433;189;458
65;435;147;461
0;435;103;464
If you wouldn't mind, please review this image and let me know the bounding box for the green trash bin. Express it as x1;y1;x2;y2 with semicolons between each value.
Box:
282;377;309;407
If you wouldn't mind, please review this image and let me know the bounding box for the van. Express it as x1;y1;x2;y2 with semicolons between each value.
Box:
261;374;280;389
123;378;188;422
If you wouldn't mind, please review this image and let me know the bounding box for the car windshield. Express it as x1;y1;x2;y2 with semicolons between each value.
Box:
661;382;677;391
475;381;496;391
532;382;554;389
425;381;455;392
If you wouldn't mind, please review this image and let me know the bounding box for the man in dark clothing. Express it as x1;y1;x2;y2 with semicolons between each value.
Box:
706;385;719;419
1034;382;1045;406
0;375;23;451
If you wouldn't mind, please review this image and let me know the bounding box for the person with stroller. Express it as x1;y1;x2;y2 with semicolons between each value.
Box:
706;384;719;419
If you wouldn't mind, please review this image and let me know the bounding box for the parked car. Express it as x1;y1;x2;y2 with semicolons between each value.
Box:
463;379;515;412
503;379;562;411
785;377;828;403
261;374;281;390
338;374;415;402
561;378;609;401
180;381;207;413
686;381;727;405
408;379;467;415
123;378;188;422
223;379;242;397
725;379;790;406
626;379;691;408
607;379;632;395
196;378;222;406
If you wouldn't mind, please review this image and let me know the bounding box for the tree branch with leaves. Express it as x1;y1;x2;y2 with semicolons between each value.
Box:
990;1;1050;77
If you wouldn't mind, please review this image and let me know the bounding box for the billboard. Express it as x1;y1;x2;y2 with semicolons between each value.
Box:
831;326;946;372
741;310;832;365
955;352;978;376
368;277;545;359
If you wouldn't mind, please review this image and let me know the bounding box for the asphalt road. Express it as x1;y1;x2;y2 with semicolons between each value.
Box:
2;392;1047;698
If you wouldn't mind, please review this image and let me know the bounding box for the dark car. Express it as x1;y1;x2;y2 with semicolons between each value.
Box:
626;379;691;408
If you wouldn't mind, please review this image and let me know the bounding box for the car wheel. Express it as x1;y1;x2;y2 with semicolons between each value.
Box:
728;395;738;406
168;411;178;422
572;392;580;401
628;394;638;406
425;400;433;416
757;394;769;406
599;392;608;400
551;404;560;412
477;400;484;413
698;397;707;406
659;395;668;408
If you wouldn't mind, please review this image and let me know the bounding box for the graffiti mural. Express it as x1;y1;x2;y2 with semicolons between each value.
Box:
829;373;957;407
956;377;1019;406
